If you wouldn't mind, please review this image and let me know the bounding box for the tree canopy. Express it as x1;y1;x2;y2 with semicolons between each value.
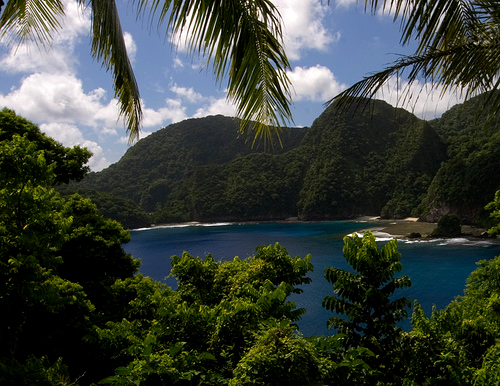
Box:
3;123;500;383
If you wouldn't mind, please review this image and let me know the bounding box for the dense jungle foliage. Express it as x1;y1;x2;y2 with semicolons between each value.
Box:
3;108;500;385
61;94;500;228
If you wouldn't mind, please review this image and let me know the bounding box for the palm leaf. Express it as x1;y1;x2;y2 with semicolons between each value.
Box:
82;0;143;141
331;34;500;113
0;0;64;46
134;0;293;143
330;0;500;116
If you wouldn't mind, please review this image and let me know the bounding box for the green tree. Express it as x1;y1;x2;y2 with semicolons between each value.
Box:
485;189;500;235
0;135;93;383
399;250;500;384
322;231;411;381
0;0;293;141
57;194;140;316
431;213;462;237
0;108;91;183
230;321;324;386
98;244;314;384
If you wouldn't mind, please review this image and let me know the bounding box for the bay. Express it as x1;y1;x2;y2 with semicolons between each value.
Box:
123;221;500;336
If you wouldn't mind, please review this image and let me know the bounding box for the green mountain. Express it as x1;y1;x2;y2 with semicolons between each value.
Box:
63;95;500;227
425;92;500;224
296;100;446;219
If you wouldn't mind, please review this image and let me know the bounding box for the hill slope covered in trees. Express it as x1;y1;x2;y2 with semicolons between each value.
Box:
62;95;500;227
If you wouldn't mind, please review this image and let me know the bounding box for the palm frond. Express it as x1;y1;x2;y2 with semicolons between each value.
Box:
331;36;500;109
399;0;478;51
134;0;293;143
330;1;500;116
363;0;479;51
0;0;64;47
84;0;142;141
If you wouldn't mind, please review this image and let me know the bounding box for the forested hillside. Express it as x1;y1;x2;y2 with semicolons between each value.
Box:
425;93;500;224
62;94;500;227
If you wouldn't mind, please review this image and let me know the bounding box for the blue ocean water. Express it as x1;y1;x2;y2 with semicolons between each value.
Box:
123;221;500;337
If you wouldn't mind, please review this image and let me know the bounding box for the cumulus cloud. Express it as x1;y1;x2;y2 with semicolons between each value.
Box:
142;99;188;127
287;65;347;102
374;78;466;119
0;73;113;127
171;85;204;103
193;98;236;118
39;122;110;171
123;32;137;63
275;0;337;60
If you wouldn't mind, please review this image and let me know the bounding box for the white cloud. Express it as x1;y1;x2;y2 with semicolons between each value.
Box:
0;73;113;127
123;32;137;63
142;99;187;127
193;97;236;118
40;122;110;171
288;65;347;102
173;56;184;68
171;85;203;103
58;0;91;40
274;0;337;61
374;79;466;120
0;43;76;74
334;0;357;8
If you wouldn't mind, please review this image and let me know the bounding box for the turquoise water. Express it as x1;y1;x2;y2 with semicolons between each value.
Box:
123;221;500;336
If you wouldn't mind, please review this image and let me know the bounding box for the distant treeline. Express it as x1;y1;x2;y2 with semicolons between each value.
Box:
60;93;500;229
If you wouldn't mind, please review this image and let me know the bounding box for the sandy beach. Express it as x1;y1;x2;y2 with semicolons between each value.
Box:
356;216;490;240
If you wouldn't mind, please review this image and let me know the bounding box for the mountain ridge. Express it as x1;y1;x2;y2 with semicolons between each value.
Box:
59;96;500;228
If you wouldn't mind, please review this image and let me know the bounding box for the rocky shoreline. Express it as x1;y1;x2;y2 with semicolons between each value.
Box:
356;216;494;241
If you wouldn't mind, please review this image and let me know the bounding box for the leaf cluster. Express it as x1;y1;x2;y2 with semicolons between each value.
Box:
322;231;411;380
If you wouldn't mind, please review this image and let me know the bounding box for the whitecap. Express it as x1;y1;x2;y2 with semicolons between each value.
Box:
437;238;494;247
195;222;234;227
349;230;399;242
130;221;238;231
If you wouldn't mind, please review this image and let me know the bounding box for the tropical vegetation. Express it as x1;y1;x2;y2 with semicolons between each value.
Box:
2;110;500;385
3;0;500;383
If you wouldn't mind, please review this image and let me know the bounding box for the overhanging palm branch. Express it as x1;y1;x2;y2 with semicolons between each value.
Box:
82;0;143;142
0;0;64;46
0;0;143;140
0;0;293;143
330;0;500;115
134;0;293;143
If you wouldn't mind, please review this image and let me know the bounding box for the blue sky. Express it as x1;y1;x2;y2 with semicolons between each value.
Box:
0;0;464;171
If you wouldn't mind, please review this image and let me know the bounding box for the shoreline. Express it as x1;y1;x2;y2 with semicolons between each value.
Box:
135;216;497;243
354;216;495;242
